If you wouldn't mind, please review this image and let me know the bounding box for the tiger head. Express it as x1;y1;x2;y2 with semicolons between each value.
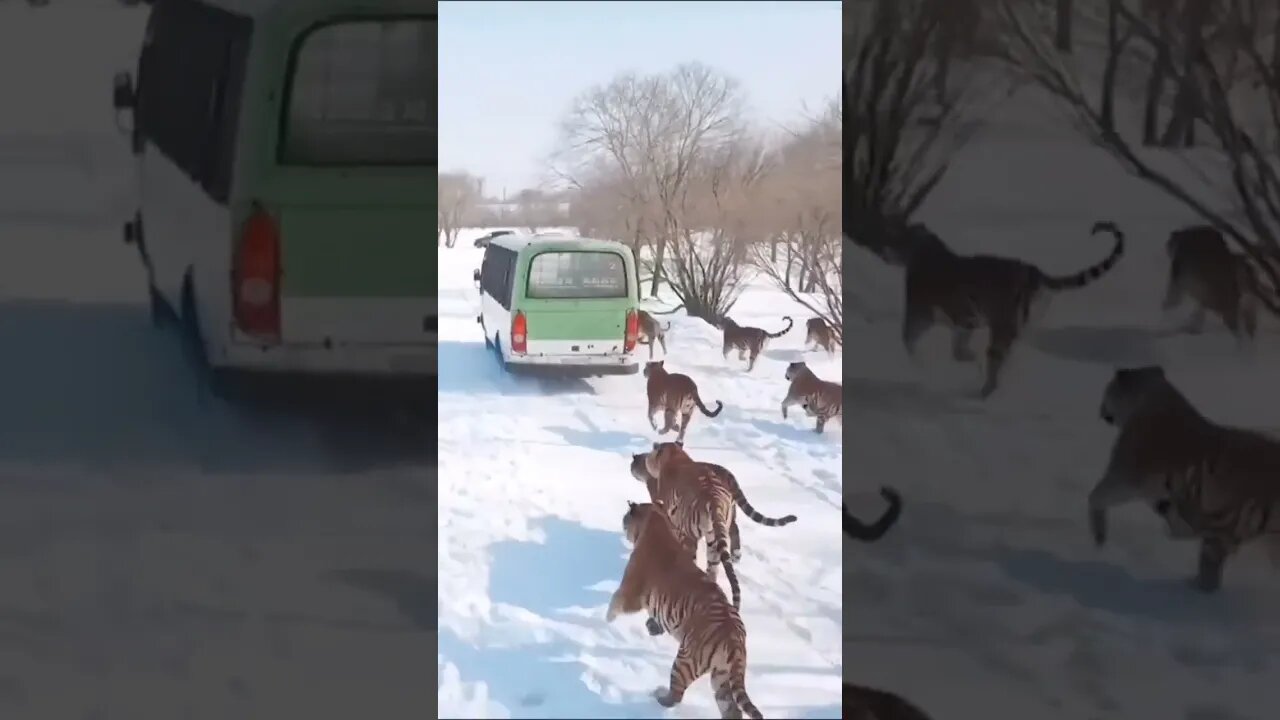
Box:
1100;365;1168;426
630;452;654;483
643;360;665;378
643;441;688;478
622;499;667;544
785;361;808;381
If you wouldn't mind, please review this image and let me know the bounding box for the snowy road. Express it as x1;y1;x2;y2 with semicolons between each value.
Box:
437;232;844;719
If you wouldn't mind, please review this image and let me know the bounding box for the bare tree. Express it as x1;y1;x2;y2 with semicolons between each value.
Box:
751;100;843;343
997;0;1280;315
661;134;770;322
846;0;973;263
551;62;747;298
438;172;481;247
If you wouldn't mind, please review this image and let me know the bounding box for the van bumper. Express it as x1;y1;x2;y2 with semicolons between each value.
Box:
506;353;638;374
220;339;436;377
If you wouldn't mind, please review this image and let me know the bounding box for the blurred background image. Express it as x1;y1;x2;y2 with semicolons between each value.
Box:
0;2;433;717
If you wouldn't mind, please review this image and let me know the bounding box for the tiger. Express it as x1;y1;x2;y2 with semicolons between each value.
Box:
632;442;800;615
632;448;747;561
644;360;724;443
1088;365;1280;593
894;220;1125;398
636;309;672;359
781;361;842;433
804;317;839;355
1162;224;1258;341
606;500;764;720
719;315;794;371
844;682;936;720
845;487;904;541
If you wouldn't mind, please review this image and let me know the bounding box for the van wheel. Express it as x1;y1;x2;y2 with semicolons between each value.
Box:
135;215;175;328
492;335;511;374
148;281;177;328
179;279;233;399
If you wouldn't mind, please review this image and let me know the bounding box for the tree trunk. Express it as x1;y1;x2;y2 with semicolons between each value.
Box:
1100;0;1123;132
1273;4;1280;80
785;239;795;288
649;236;667;298
1162;0;1210;147
1055;0;1073;52
631;227;644;298
1143;30;1170;146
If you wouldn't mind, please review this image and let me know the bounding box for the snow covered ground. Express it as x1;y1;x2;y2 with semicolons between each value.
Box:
0;6;432;718
843;87;1280;720
437;229;844;718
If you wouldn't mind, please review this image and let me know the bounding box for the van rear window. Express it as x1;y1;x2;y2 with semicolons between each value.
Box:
527;252;628;299
282;18;434;166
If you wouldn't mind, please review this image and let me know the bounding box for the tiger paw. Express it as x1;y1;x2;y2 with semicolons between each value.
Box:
645;617;664;636
652;688;677;707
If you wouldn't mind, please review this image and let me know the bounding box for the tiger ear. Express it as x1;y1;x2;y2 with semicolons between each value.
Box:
627;500;636;509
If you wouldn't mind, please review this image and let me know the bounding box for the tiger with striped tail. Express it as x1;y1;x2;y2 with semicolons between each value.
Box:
1089;365;1280;592
781;361;842;433
1162;224;1260;342
630;443;799;621
606;500;764;719
719;315;794;371
896;220;1125;398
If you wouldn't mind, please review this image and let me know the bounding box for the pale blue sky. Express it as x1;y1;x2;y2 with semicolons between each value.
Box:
438;0;839;199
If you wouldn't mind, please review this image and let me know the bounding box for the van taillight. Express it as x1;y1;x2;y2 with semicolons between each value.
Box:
233;202;281;343
511;311;528;354
624;309;638;352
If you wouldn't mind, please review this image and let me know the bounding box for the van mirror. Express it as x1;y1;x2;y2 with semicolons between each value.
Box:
113;72;135;110
472;269;481;286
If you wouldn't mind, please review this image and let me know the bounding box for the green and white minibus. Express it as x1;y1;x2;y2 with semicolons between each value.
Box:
112;0;435;384
474;234;641;376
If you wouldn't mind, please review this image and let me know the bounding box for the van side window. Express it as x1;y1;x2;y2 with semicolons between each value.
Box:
497;250;515;310
479;249;494;296
136;1;251;204
482;247;515;311
201;10;253;203
280;16;434;166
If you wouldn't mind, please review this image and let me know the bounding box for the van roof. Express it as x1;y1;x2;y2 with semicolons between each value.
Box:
201;0;433;20
489;233;630;254
488;234;629;253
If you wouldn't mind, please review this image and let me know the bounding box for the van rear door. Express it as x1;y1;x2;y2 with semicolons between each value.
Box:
521;249;633;356
268;16;434;349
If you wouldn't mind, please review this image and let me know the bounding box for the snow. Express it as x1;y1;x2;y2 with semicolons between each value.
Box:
843;85;1280;720
0;6;433;718
437;229;844;718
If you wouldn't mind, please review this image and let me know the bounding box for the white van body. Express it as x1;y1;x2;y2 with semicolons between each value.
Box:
118;0;435;379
